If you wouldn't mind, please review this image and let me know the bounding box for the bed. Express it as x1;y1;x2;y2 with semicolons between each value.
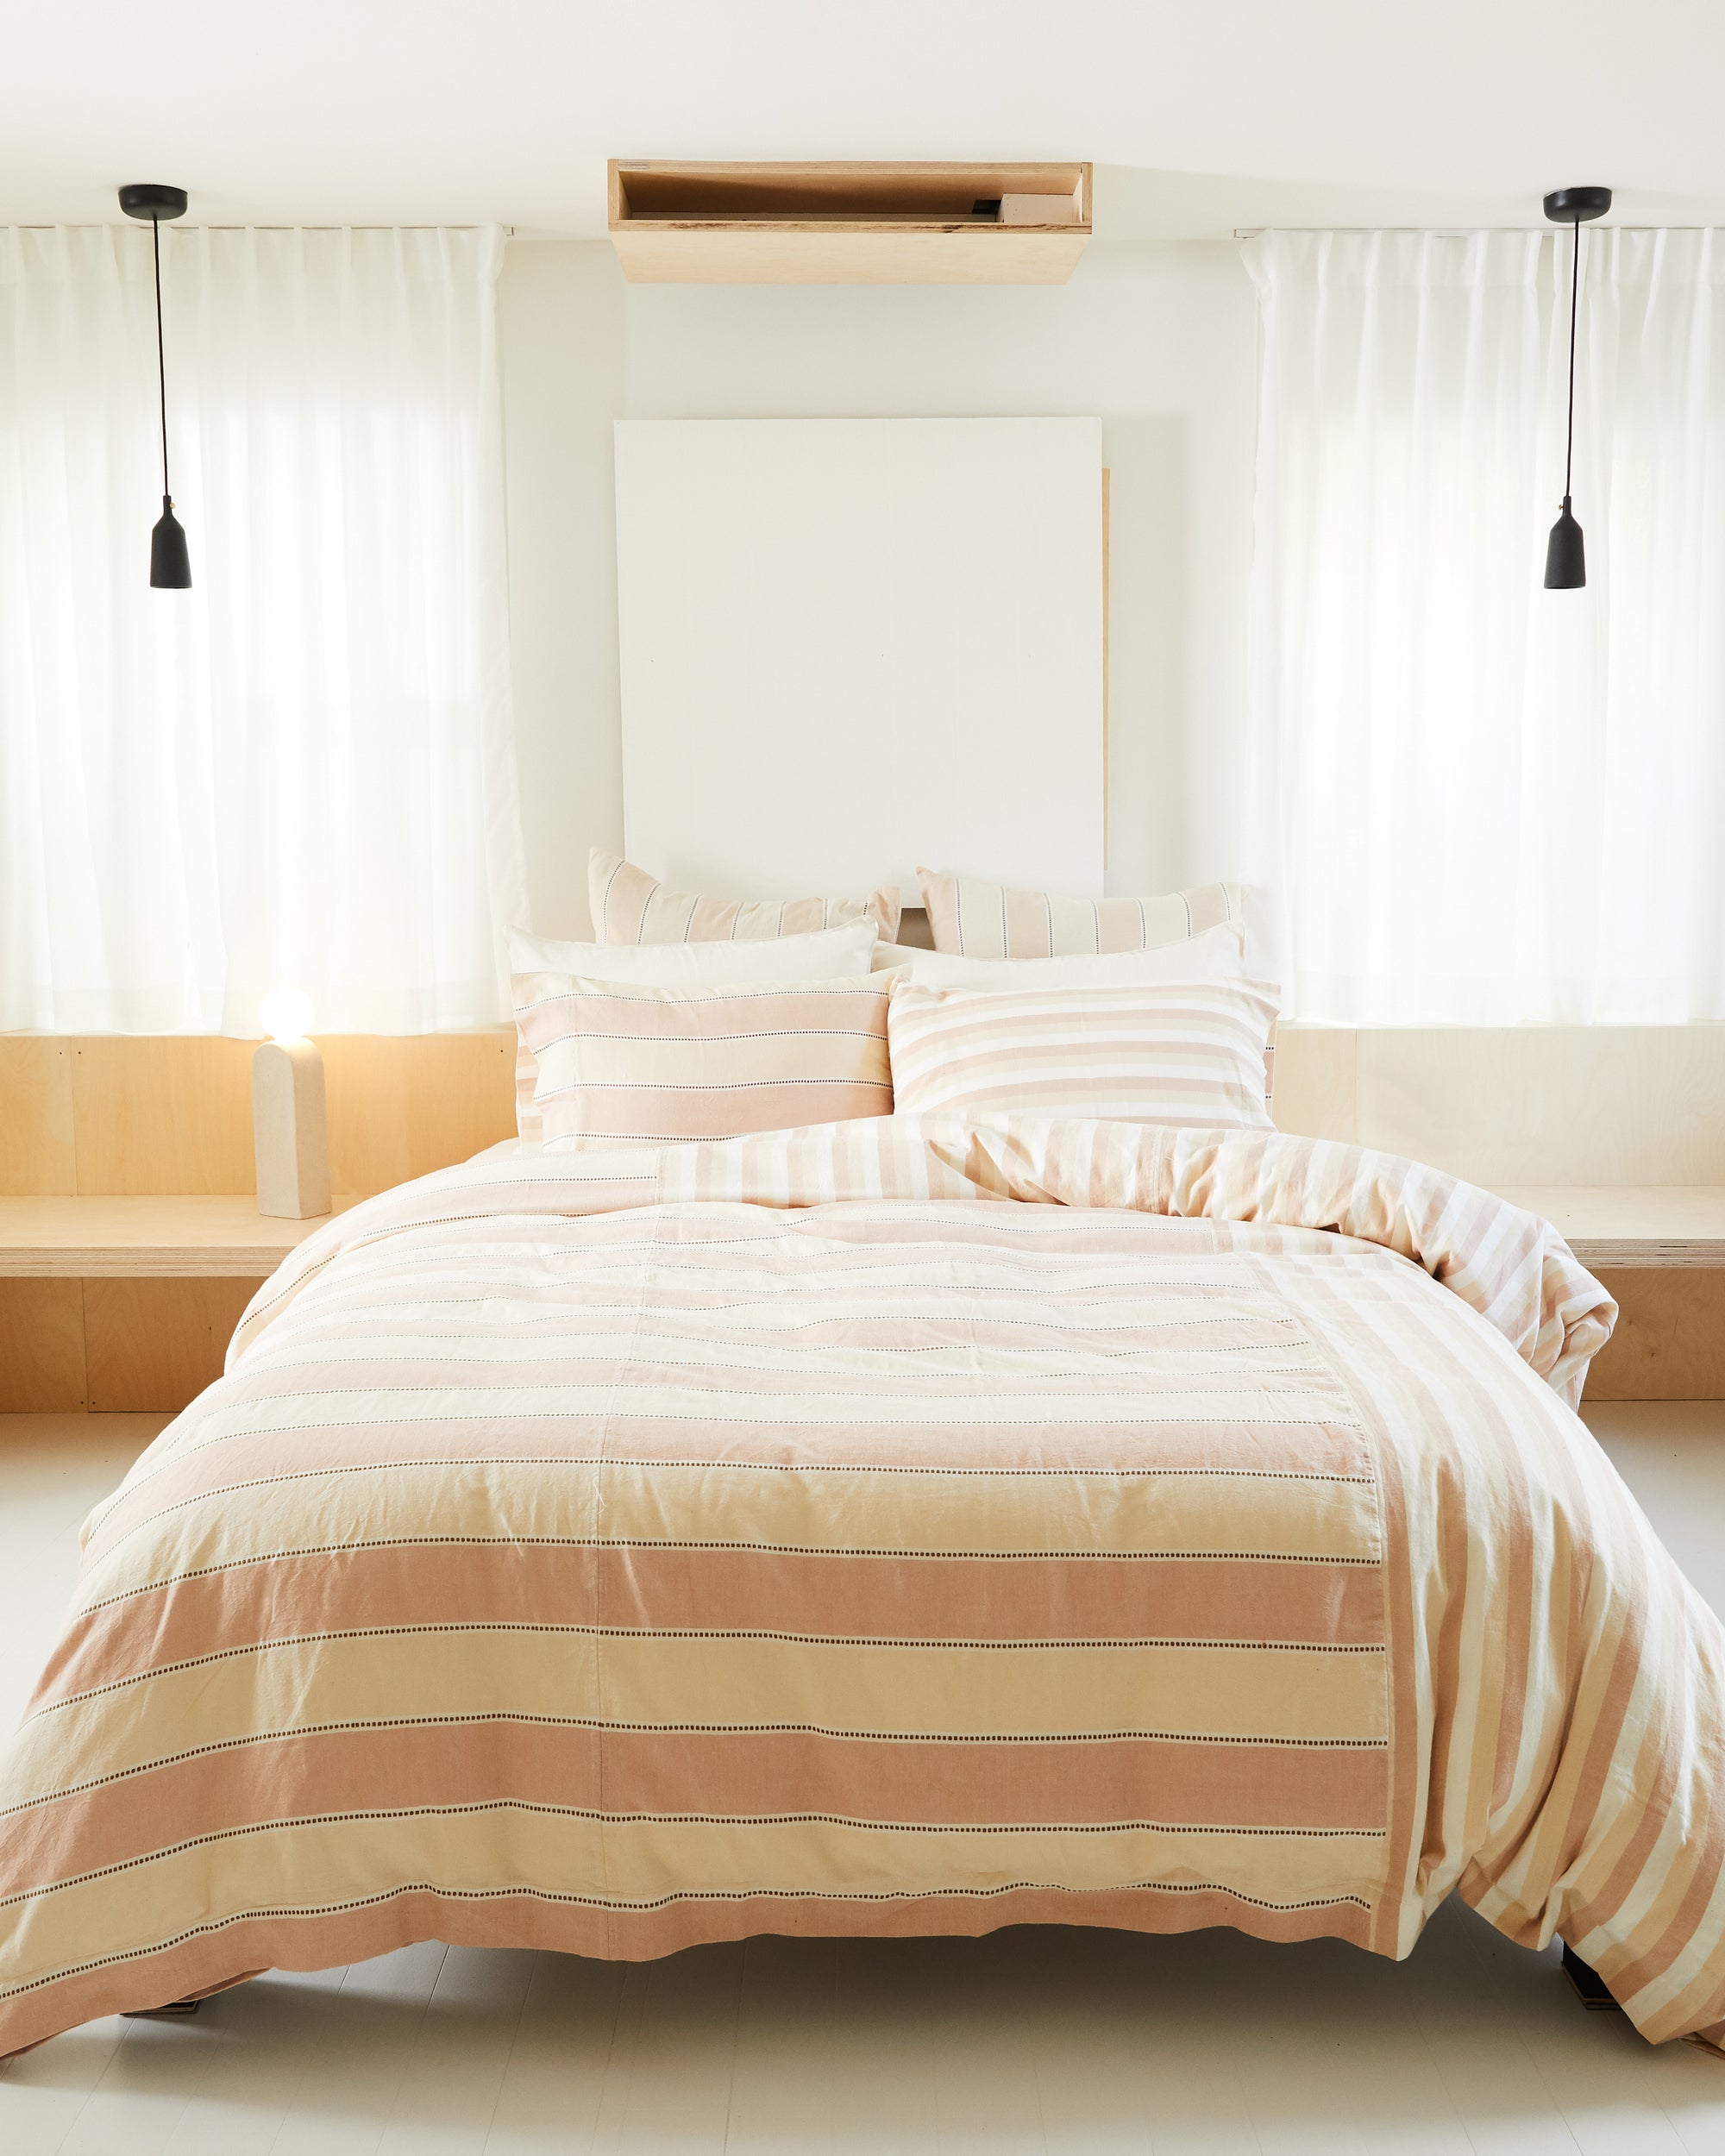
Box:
4;1112;1724;2058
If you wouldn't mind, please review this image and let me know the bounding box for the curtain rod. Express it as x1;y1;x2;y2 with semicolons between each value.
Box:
1231;223;1713;240
10;222;513;234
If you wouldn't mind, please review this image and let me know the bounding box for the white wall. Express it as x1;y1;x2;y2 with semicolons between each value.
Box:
499;235;1258;939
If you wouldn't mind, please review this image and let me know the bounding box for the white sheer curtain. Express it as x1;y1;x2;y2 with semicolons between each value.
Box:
0;224;527;1033
1243;228;1725;1023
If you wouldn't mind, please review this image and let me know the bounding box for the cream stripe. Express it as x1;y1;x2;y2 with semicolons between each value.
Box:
9;1628;1389;1802
80;1455;1384;1608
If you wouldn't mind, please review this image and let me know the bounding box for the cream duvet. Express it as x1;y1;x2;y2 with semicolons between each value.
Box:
4;1114;1724;2056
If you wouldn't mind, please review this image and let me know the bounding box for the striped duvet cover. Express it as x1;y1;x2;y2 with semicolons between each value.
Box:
4;1115;1725;2057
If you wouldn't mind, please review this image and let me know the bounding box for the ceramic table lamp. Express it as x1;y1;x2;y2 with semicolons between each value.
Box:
253;989;331;1219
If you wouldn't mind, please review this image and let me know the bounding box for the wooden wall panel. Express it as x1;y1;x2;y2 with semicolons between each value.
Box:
0;1038;77;1196
321;1033;516;1196
1585;1269;1725;1402
0;1280;87;1410
1270;1026;1356;1143
1353;1027;1725;1188
72;1037;256;1194
60;1031;518;1200
83;1278;260;1412
9;1026;1718;1200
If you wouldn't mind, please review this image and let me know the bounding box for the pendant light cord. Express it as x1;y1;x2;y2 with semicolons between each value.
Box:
151;213;170;499
1564;215;1580;500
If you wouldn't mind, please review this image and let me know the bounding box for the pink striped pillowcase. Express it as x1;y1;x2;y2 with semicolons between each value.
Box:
515;974;894;1147
887;978;1279;1131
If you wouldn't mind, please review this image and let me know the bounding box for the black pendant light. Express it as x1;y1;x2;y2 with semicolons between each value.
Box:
119;183;191;588
1542;185;1611;589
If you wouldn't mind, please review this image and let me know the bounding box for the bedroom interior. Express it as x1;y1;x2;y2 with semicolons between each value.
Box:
4;2;1725;2147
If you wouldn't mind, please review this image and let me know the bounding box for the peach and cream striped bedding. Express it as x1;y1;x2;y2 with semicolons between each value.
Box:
888;980;1278;1131
516;974;893;1145
592;850;900;946
6;1116;1725;2058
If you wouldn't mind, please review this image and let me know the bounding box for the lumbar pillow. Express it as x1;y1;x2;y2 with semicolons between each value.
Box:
592;849;900;945
915;865;1274;978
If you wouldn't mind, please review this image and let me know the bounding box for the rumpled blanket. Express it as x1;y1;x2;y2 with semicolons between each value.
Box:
5;1114;1722;2057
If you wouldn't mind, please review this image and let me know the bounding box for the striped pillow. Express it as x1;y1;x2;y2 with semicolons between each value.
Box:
506;921;879;1142
593;849;901;945
916;866;1250;962
887;979;1279;1132
517;973;894;1148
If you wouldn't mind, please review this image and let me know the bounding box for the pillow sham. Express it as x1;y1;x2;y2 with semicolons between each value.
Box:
870;919;1245;987
592;849;901;945
887;978;1279;1132
516;973;894;1148
916;867;1261;968
505;921;879;1141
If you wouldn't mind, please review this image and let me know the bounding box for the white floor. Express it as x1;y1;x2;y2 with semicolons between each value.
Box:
3;1403;1725;2153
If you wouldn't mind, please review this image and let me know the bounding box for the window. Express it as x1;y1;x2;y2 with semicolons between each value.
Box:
1244;228;1725;1023
0;224;525;1032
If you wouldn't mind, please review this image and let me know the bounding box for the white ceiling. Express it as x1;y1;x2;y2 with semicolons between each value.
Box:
7;0;1725;238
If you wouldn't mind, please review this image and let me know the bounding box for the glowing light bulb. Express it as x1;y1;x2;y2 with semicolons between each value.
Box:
260;987;314;1044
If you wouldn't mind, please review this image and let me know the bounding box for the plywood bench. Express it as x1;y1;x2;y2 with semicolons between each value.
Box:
0;1031;515;1414
1492;1188;1725;1269
1490;1187;1725;1401
0;1195;358;1415
4;1188;1716;1280
0;1196;352;1278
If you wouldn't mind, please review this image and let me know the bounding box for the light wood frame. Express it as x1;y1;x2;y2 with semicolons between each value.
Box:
607;160;1093;285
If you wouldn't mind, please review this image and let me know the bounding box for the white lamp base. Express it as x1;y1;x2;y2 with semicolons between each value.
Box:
252;1039;332;1219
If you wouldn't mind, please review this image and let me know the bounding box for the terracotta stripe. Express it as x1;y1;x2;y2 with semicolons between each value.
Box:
5;1721;1389;1891
40;1545;1386;1704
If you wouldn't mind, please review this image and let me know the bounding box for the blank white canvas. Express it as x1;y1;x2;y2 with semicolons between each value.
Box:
613;417;1103;904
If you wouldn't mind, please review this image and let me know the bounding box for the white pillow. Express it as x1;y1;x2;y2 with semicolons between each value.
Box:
506;920;878;1139
870;920;1245;987
509;921;876;981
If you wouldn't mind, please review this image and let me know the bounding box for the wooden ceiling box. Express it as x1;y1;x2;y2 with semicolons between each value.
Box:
607;160;1092;285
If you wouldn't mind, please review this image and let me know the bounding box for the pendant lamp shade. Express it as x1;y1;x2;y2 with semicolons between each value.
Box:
1542;185;1610;591
150;498;191;588
1544;498;1585;589
119;183;191;589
